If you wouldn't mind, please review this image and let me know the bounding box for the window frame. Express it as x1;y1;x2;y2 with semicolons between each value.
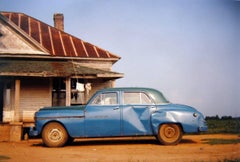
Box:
90;92;118;106
123;91;154;105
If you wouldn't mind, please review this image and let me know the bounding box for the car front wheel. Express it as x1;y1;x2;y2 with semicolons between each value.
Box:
157;123;183;145
42;122;68;147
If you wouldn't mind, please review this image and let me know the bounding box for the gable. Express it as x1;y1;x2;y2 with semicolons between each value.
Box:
0;20;48;55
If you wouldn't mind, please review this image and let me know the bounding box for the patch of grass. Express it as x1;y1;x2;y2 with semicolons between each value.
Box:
202;138;240;145
193;158;240;162
0;155;10;161
220;158;240;162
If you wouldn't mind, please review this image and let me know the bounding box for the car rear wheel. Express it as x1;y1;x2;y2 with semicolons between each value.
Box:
157;123;182;145
42;122;68;147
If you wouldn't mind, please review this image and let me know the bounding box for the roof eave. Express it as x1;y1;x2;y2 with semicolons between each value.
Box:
97;73;124;79
0;54;121;62
0;72;124;79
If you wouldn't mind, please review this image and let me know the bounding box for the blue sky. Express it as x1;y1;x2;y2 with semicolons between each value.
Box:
0;0;239;117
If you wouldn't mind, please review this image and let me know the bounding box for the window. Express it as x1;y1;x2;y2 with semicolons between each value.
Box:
123;92;153;105
91;92;117;105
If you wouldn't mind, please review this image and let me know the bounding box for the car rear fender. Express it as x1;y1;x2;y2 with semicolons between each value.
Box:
151;111;182;134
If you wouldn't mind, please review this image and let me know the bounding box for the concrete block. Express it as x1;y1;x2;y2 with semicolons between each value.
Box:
9;122;23;142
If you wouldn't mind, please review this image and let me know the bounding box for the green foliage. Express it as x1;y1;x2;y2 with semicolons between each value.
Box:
205;118;240;134
0;155;10;161
218;159;240;162
202;138;240;145
192;159;240;162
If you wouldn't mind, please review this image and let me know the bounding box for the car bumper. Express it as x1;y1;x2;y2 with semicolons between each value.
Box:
29;127;39;137
198;120;208;132
199;125;208;132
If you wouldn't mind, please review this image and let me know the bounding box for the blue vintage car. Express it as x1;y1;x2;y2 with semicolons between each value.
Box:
30;87;207;147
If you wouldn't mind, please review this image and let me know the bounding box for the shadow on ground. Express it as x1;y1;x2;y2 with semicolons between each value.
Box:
31;137;197;147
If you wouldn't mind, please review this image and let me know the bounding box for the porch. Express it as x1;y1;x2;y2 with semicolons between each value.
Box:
0;60;123;141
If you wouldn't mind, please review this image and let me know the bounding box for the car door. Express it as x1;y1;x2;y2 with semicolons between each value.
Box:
122;91;156;135
84;91;121;137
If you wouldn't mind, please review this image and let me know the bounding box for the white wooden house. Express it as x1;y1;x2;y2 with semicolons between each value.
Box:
0;12;123;141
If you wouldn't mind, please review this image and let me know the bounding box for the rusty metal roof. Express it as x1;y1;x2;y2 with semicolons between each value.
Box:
0;12;120;60
0;60;123;78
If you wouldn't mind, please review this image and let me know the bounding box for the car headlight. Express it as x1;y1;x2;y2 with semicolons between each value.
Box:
193;112;198;117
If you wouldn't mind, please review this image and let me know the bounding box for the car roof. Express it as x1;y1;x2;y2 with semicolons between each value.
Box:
92;87;169;104
98;87;160;93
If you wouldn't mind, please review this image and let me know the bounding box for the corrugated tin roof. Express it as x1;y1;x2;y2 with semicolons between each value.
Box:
0;12;120;60
0;60;123;78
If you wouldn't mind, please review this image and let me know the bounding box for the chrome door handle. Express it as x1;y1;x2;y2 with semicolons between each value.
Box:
113;107;120;110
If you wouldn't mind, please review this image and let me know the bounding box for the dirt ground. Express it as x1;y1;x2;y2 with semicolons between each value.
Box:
0;134;239;162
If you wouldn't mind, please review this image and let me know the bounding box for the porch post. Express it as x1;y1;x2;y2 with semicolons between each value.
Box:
111;80;115;87
65;77;71;106
10;79;22;142
14;79;20;122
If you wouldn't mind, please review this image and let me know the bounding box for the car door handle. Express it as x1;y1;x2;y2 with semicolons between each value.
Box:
113;107;120;110
149;106;155;108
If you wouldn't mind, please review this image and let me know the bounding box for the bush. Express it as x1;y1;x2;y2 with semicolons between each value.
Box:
205;117;240;134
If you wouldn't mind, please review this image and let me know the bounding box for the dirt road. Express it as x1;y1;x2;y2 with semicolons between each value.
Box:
0;134;239;162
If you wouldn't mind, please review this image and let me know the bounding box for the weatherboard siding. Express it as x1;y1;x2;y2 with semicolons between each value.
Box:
19;78;51;122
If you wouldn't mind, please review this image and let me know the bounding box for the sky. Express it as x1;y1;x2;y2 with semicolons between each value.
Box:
0;0;239;117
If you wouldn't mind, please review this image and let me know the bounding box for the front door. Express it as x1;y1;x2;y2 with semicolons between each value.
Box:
84;92;120;137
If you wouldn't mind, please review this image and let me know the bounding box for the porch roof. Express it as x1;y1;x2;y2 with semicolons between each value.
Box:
0;60;123;79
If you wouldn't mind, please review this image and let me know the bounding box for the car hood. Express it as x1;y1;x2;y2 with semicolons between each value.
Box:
35;105;86;118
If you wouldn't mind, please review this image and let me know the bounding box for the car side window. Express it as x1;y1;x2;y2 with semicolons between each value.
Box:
123;92;153;105
90;92;118;105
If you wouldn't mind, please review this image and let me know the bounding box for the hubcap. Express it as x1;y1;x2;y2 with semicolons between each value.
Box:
48;129;62;142
164;127;176;138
